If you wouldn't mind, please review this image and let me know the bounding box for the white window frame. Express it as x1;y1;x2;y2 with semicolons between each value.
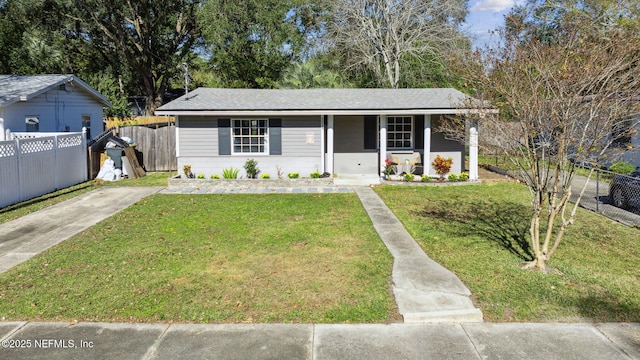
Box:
25;116;40;132
82;115;91;137
386;115;414;150
231;119;269;155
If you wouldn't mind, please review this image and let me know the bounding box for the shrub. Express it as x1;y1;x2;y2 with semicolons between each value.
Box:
243;159;260;179
222;167;240;179
287;172;300;179
448;173;458;182
261;173;271;179
183;165;194;178
459;172;469;181
310;170;321;178
432;155;453;181
210;174;221;179
609;161;635;175
403;173;415;182
421;174;433;182
384;158;395;176
197;173;205;179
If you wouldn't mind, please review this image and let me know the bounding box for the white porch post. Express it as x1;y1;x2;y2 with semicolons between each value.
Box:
379;115;387;175
320;115;326;173
423;115;431;176
327;115;334;174
469;122;479;180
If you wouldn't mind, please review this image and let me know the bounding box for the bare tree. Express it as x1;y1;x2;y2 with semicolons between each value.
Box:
326;0;468;88
442;5;640;272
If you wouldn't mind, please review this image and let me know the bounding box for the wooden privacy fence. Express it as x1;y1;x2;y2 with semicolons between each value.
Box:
115;123;176;172
0;131;88;208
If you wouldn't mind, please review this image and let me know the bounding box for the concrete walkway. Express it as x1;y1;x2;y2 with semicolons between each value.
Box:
353;187;483;323
0;187;163;273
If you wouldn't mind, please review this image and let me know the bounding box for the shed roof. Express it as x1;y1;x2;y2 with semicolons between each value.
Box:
156;88;487;116
0;74;112;108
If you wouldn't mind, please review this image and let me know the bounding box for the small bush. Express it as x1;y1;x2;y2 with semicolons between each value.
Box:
310;170;321;178
210;174;221;179
403;173;415;182
421;174;433;182
222;167;240;179
609;161;635;175
432;155;453;181
448;173;458;182
183;165;194;178
287;172;300;179
459;172;469;181
197;173;205;179
244;159;260;179
261;173;271;179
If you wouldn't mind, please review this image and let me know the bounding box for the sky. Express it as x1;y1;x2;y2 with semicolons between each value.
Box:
463;0;523;48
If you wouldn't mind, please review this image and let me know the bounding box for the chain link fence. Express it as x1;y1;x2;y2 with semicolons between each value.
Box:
570;167;640;227
480;154;640;227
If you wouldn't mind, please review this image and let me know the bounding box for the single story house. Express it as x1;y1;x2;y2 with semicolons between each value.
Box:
0;74;112;140
156;88;488;181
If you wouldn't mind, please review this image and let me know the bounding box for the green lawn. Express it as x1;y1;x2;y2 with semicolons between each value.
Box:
376;183;640;322
0;193;396;324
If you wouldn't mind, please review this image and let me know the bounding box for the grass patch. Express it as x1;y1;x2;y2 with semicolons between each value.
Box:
0;172;173;225
0;193;395;323
375;183;640;322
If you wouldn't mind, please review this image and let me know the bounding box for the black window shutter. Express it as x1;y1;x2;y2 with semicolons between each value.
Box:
414;115;424;150
218;119;231;155
269;118;282;155
364;115;377;149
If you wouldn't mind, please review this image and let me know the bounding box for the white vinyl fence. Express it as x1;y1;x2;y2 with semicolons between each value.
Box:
0;131;88;208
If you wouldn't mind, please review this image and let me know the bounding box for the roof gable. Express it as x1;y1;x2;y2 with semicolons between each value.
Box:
0;74;112;107
156;88;483;115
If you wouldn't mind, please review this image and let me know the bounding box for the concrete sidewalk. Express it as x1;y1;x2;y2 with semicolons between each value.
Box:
1;321;638;359
0;187;163;273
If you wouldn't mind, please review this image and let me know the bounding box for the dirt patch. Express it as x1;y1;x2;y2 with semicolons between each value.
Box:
479;166;517;183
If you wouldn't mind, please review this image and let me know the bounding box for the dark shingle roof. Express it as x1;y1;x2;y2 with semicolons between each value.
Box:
0;74;111;107
156;88;479;113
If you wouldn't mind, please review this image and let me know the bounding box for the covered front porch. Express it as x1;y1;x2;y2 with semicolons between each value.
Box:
320;113;479;182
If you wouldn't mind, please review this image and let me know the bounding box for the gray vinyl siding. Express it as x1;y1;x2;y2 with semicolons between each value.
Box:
177;117;218;157
177;116;323;177
334;116;366;152
281;117;322;156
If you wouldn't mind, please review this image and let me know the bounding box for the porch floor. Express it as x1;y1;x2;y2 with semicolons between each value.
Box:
333;174;381;186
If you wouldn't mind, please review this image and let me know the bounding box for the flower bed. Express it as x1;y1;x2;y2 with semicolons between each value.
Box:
168;175;334;190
